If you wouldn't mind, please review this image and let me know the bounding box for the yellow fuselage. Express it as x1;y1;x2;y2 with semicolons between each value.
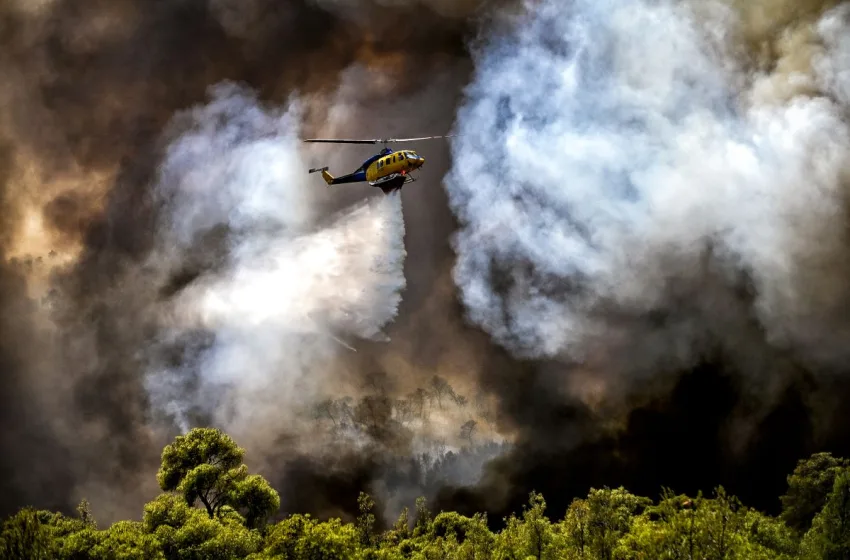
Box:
365;150;425;184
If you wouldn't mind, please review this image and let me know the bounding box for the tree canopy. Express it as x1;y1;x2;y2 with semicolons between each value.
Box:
155;427;280;531
2;427;848;559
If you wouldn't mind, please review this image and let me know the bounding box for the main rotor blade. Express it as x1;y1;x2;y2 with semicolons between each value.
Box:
302;139;382;144
303;135;454;144
381;135;456;143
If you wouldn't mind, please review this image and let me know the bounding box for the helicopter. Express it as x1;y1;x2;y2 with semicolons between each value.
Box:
304;135;452;195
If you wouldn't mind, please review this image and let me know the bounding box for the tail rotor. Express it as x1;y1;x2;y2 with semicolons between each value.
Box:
308;166;335;186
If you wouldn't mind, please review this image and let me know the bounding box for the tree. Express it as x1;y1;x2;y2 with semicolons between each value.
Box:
780;452;850;533
88;521;163;560
408;388;428;419
496;492;561;560
363;371;390;396
156;427;280;527
414;497;432;537
353;395;393;435
76;499;97;529
12;431;850;559
0;508;57;560
700;487;745;560
384;507;410;546
312;399;340;426
395;399;414;424
801;469;850;560
584;487;649;560
460;420;477;445
429;376;454;410
357;492;377;548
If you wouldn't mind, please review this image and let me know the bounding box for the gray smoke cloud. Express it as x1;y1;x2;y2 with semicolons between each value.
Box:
143;83;407;439
445;0;850;404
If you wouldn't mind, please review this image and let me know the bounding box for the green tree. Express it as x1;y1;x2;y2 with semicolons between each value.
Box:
357;492;377;548
76;499;97;529
253;513;314;559
88;521;163;560
561;497;591;558
622;487;798;560
414;496;433;537
383;507;410;547
253;513;358;560
156;427;280;528
584;487;649;560
780;451;849;534
495;492;561;560
800;469;850;560
295;518;359;559
143;493;261;559
743;508;800;560
0;508;57;560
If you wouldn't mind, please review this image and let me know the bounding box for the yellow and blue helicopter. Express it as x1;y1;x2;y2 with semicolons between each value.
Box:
304;135;452;195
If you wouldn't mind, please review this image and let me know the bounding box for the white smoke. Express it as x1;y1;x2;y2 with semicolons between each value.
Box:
445;0;850;379
143;82;407;434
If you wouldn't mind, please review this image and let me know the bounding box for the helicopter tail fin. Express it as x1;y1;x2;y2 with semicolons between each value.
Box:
308;166;335;185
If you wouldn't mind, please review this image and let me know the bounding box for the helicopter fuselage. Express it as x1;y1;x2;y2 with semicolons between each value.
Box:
311;147;426;194
305;135;447;194
365;148;425;184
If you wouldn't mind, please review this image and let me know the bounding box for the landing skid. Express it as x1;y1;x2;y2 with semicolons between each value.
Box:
371;172;417;195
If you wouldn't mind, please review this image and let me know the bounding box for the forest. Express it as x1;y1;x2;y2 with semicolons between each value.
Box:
2;426;848;559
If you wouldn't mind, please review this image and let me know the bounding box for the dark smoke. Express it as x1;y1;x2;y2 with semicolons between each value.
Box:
0;140;75;517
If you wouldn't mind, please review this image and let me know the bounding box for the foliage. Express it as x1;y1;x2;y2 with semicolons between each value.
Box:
780;452;850;534
800;469;850;560
3;429;849;559
0;508;57;560
357;491;377;548
156;427;280;528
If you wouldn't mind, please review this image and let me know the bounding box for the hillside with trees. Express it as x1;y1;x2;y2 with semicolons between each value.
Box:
2;427;849;559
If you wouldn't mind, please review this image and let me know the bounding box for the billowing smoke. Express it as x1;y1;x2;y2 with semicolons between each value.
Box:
447;0;850;403
143;83;407;440
132;83;502;523
439;0;850;513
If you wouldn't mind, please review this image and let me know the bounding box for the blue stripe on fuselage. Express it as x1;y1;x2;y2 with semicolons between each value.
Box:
357;148;394;170
358;154;382;171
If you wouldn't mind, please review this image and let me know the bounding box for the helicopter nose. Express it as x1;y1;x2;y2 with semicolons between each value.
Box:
417;156;425;166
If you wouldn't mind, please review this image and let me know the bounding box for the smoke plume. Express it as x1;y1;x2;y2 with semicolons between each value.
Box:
447;0;850;404
144;83;407;439
440;0;850;512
